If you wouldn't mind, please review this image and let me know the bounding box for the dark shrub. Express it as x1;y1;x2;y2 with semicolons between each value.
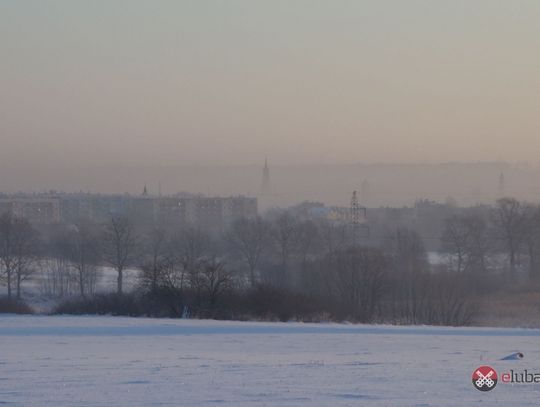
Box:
226;285;328;322
0;297;34;314
53;289;188;318
54;293;145;316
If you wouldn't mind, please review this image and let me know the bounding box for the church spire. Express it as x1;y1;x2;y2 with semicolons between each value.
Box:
261;157;270;195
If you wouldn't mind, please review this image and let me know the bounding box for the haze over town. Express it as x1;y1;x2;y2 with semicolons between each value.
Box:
3;2;540;406
2;1;540;187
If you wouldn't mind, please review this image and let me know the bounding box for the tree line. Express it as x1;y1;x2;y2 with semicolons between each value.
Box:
1;197;539;325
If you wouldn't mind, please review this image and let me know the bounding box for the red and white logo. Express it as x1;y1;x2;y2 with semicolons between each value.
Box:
472;366;498;391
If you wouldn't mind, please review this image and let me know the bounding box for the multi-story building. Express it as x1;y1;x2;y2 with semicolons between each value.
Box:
59;194;131;223
0;193;257;230
155;197;187;226
222;196;258;225
0;198;61;224
172;196;257;231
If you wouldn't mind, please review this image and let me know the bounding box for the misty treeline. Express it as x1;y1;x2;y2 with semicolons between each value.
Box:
2;197;540;325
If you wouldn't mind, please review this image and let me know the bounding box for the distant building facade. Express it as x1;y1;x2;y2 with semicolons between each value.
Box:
0;193;257;230
306;205;366;224
0;197;61;224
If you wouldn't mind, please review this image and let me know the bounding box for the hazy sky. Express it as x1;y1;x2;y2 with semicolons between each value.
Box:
2;0;540;168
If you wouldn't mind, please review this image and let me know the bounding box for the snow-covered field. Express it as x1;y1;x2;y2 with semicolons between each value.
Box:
1;316;540;406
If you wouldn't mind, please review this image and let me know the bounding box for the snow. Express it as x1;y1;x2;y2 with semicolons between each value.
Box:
1;316;540;406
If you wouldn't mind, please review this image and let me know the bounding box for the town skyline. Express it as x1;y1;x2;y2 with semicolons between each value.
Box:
2;160;540;209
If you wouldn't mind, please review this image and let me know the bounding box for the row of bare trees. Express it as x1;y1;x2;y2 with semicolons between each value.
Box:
6;198;540;324
0;209;477;323
138;227;235;314
48;216;139;296
127;213;475;323
1;213;140;299
441;198;540;281
0;213;39;299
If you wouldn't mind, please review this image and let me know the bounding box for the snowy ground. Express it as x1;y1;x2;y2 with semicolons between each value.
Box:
1;317;540;406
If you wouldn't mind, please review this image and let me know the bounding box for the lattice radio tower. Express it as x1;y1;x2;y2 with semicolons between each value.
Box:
350;190;367;246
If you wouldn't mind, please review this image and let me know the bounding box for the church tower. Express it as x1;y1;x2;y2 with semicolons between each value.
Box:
261;157;271;195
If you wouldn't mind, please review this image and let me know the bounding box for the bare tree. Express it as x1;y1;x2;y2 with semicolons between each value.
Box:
463;214;491;274
441;213;490;274
12;217;40;299
293;220;322;291
324;247;386;322
0;214;40;299
140;227;169;293
0;213;16;298
492;198;529;275
274;213;297;267
385;228;430;324
168;227;210;291
295;220;320;268
227;217;270;287
102;215;138;294
40;258;77;297
272;213;300;287
318;219;349;256
55;223;100;297
194;258;235;310
441;215;470;273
